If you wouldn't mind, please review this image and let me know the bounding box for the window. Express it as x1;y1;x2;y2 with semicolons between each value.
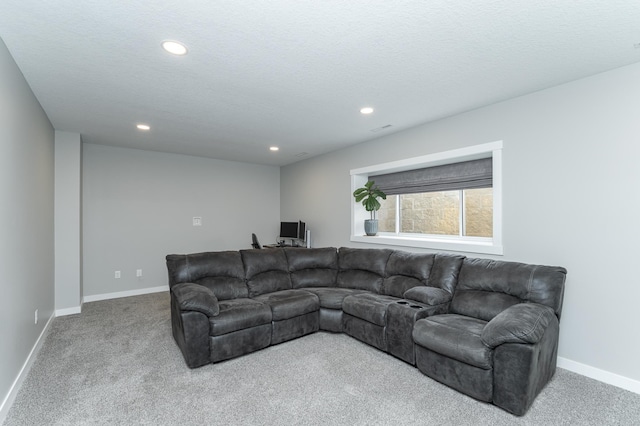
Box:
350;141;502;255
378;188;493;237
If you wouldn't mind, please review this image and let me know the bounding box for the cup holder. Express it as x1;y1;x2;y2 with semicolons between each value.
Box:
396;301;422;309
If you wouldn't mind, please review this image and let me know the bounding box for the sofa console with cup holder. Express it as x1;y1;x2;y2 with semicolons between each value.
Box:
166;247;566;415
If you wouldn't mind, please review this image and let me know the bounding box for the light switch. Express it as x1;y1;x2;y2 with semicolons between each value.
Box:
193;217;202;226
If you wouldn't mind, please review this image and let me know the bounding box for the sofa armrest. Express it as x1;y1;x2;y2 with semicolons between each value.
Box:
171;283;220;317
481;303;557;348
403;286;451;305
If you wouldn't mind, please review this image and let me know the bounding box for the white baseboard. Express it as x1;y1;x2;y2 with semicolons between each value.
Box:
0;314;54;424
50;286;169;315
55;305;82;317
83;285;169;303
557;356;640;395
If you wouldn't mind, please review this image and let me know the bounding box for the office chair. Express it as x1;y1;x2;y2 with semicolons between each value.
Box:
251;233;262;249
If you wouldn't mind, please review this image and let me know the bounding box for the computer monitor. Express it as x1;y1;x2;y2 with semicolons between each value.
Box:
279;222;298;239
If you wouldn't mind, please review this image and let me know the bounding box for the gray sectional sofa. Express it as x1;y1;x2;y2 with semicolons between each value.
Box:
166;247;566;415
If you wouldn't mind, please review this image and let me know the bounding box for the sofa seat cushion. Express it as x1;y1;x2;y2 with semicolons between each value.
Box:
342;294;400;326
412;314;492;369
209;298;272;337
301;287;371;310
253;289;319;321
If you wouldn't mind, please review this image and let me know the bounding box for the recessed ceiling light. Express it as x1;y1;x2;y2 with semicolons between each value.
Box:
136;124;151;131
270;146;279;152
161;40;188;55
360;107;374;114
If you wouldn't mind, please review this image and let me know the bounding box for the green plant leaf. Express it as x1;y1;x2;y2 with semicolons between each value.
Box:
353;180;387;213
373;189;386;199
364;197;381;212
353;188;367;202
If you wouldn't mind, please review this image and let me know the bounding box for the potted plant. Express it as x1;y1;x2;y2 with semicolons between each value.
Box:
353;180;386;236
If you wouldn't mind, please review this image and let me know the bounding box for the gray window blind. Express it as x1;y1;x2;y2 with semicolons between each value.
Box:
369;157;492;195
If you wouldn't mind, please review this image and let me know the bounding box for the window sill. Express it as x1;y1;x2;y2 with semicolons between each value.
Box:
350;234;503;255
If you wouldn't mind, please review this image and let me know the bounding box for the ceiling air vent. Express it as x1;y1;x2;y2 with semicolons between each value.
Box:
295;152;309;158
370;124;392;133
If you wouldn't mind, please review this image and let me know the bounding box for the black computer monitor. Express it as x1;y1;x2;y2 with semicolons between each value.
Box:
298;221;306;240
280;222;298;239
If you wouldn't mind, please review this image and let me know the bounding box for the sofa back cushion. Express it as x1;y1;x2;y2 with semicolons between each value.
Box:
165;251;247;300
429;253;465;294
383;252;465;298
450;258;567;321
382;251;435;297
241;249;292;297
285;247;338;289
337;247;393;293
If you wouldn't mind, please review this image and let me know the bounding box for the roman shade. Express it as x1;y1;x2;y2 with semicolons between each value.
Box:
369;158;492;196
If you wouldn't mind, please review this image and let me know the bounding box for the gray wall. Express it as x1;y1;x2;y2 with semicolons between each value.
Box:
281;62;640;384
0;39;54;412
55;131;82;312
82;144;280;298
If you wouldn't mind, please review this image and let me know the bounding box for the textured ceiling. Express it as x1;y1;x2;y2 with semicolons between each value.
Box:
1;1;640;166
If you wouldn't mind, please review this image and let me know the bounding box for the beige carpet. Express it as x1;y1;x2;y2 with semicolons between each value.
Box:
3;292;640;425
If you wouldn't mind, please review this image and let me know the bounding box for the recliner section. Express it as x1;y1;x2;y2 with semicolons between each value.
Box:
412;258;567;415
166;247;566;416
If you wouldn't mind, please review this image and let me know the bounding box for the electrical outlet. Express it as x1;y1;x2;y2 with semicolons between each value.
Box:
35;309;38;325
192;217;202;226
136;269;143;277
115;270;121;279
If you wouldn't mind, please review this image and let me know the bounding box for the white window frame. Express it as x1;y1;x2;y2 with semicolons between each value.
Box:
350;141;503;255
